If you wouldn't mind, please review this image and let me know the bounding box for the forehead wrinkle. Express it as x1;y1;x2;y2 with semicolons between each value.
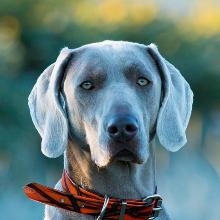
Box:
128;48;159;80
69;51;108;81
123;61;147;74
115;49;151;81
85;48;125;81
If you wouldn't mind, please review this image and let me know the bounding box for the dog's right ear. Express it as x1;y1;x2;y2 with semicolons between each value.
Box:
28;48;72;158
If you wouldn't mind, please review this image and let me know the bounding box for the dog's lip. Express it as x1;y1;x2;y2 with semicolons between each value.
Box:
116;149;133;157
113;149;136;162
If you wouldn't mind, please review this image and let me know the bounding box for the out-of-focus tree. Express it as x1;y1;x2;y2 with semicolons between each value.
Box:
1;0;220;108
1;1;220;219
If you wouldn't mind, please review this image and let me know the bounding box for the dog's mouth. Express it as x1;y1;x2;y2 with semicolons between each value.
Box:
89;133;148;167
114;149;134;161
90;145;147;168
111;148;144;164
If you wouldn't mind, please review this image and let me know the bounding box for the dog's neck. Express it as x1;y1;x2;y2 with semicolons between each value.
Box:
64;141;156;199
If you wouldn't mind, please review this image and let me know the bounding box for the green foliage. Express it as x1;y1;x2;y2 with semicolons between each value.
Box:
0;1;220;219
1;0;220;109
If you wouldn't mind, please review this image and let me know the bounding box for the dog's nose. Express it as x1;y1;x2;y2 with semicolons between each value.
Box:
107;115;138;142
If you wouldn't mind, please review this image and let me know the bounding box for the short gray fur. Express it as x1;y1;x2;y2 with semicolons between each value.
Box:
28;40;193;220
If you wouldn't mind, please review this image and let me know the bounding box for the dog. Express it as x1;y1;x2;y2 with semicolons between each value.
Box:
28;40;193;219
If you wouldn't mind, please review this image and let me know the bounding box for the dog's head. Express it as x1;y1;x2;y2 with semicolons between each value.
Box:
29;41;193;167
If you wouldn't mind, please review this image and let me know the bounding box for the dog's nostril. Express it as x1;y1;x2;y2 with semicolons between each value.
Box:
107;115;138;142
108;125;118;135
125;124;137;133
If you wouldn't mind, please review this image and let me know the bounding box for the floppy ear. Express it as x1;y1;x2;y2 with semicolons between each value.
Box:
147;44;193;152
28;47;73;157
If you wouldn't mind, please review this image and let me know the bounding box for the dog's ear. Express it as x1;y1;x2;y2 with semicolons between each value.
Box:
28;47;72;158
147;44;193;152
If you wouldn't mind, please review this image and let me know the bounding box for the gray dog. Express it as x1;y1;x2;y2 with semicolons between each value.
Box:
28;40;193;219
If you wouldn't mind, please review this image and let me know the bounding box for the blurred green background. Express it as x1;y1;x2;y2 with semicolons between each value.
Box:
0;0;220;219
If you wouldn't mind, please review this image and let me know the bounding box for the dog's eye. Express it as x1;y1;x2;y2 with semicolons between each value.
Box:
137;77;149;86
80;81;94;90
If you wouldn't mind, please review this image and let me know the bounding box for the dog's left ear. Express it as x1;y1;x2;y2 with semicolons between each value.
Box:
28;47;72;158
147;44;193;152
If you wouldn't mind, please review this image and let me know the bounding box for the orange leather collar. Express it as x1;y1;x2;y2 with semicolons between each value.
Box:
24;170;162;220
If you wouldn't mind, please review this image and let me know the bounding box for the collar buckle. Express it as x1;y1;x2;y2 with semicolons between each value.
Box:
143;194;163;219
96;195;110;220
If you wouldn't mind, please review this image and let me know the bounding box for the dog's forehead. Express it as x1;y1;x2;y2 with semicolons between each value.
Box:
83;40;144;59
65;41;161;85
74;40;149;72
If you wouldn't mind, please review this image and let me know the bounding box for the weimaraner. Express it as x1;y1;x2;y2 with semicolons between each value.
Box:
28;40;193;219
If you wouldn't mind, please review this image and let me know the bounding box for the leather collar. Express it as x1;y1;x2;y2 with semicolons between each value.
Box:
24;170;162;219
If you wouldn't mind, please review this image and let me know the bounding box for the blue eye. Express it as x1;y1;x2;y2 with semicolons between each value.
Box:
137;77;149;86
80;81;94;90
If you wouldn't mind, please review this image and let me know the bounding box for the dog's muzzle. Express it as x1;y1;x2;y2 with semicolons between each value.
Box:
105;114;142;163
